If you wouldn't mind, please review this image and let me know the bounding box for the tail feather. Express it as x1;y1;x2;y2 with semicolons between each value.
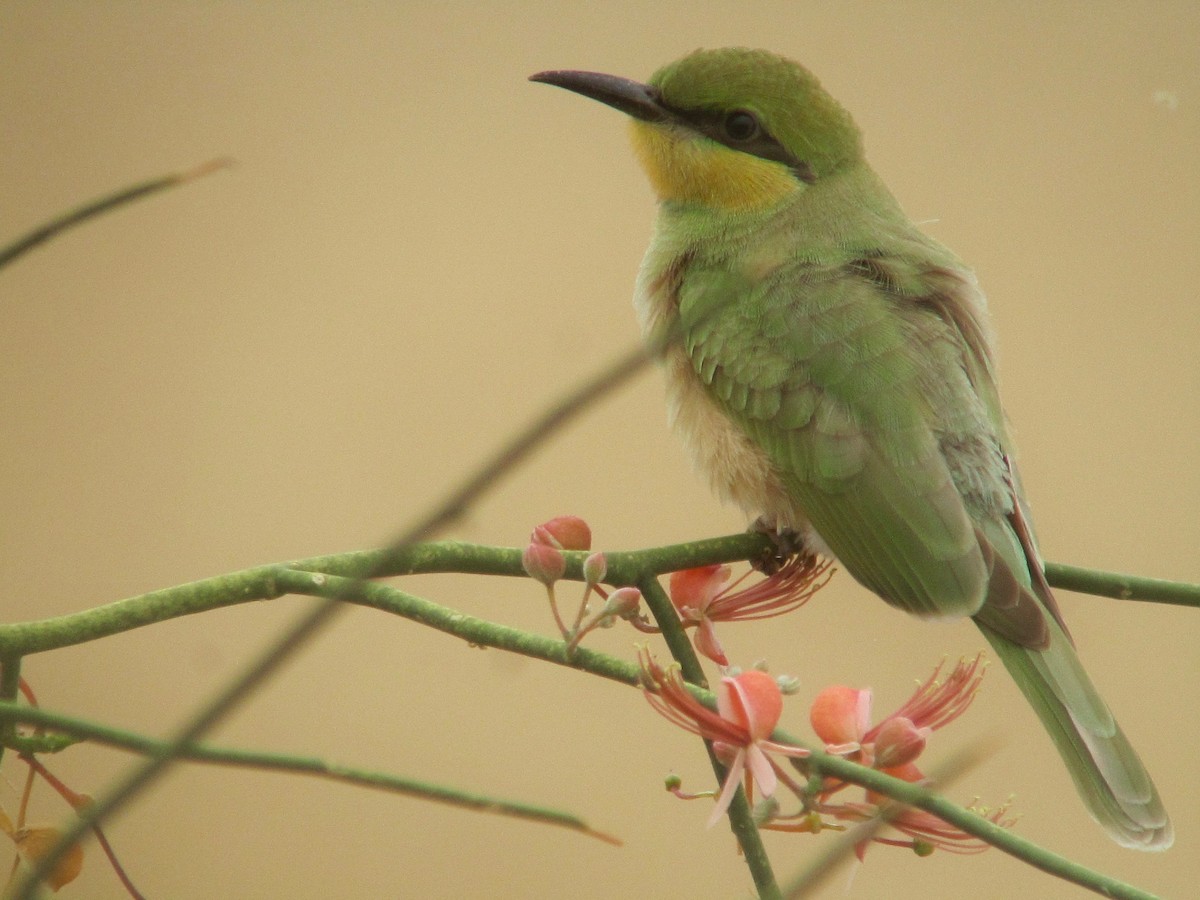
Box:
976;618;1172;849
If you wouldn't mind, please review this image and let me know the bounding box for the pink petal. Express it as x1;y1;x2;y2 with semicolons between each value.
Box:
521;542;565;585
718;670;783;741
707;748;746;827
809;685;871;746
745;744;777;798
533;515;592;551
693;618;729;666
669;565;730;614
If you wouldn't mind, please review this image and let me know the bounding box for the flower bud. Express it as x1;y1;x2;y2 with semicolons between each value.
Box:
603;586;642;620
522;541;565;585
533;515;592;551
583;551;607;585
775;674;802;696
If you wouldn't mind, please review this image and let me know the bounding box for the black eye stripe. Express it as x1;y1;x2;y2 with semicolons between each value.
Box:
662;104;816;184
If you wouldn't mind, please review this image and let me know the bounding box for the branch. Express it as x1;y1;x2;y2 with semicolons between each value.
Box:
4;559;1162;898
0;536;766;657
276;572;1155;900
636;577;781;898
9;328;667;899
5;534;1193;660
0;161;232;271
1046;562;1200;608
0;703;618;846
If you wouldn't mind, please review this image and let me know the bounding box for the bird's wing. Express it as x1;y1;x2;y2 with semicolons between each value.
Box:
680;247;1170;846
680;253;999;621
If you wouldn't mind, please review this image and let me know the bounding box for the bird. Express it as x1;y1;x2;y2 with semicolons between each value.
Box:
530;47;1171;850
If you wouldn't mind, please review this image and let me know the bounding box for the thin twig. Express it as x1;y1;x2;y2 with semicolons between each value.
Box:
0;703;618;847
0;160;232;271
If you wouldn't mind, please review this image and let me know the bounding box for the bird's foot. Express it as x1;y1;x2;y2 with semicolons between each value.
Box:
748;517;807;575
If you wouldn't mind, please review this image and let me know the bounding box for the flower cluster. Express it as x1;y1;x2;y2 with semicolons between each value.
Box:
641;649;1012;857
519;515;1011;862
795;655;1012;856
520;515;642;653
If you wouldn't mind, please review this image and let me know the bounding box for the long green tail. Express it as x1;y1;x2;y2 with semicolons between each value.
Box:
975;617;1172;849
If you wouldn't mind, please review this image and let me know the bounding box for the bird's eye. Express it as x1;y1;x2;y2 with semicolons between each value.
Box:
722;110;760;142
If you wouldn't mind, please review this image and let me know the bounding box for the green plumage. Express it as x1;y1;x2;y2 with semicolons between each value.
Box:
533;47;1171;849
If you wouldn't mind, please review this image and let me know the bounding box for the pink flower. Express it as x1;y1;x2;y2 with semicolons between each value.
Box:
668;555;832;665
810;655;984;769
639;650;809;826
805;656;1010;856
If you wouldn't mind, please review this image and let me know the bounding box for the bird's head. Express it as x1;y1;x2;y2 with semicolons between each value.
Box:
531;48;862;212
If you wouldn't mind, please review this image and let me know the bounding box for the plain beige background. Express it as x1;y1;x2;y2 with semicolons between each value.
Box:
1;3;1197;898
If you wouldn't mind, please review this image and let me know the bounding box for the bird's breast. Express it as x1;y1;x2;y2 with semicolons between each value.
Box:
633;238;809;533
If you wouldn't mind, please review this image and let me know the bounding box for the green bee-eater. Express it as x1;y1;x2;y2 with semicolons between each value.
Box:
532;47;1170;850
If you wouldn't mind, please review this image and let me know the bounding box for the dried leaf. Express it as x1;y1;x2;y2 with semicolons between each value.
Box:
14;826;85;891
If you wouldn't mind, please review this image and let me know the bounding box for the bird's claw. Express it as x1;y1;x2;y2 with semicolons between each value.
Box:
748;517;806;574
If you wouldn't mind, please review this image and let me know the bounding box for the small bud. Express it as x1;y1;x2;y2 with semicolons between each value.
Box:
912;839;935;857
522;542;565;585
775;674;802;696
583;551;607;585
664;774;683;791
534;515;592;551
603;586;642;620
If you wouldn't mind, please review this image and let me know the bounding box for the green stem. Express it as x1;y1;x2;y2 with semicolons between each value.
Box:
637;577;781;900
5;535;1192;660
0;654;20;767
798;750;1159;900
1046;562;1200;608
0;702;618;846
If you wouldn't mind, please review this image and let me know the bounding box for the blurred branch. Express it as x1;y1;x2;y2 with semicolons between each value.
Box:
0;702;619;846
0;160;232;271
10;317;669;899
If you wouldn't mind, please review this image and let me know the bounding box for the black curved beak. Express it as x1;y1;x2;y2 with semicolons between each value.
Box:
529;69;672;124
